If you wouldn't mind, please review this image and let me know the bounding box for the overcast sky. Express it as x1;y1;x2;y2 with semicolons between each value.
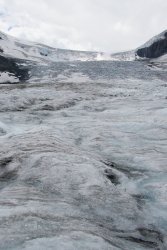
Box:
0;0;167;52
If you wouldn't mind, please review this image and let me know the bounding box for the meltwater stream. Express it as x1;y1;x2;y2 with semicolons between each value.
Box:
0;61;167;249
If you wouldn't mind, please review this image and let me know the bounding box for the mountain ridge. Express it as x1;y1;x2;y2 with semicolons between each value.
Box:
0;31;113;62
136;30;167;58
0;30;167;83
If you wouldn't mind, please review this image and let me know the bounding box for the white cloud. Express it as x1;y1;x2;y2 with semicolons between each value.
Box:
114;22;131;33
0;0;167;52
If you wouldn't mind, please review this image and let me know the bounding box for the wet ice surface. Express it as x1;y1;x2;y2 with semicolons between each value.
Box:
0;61;167;249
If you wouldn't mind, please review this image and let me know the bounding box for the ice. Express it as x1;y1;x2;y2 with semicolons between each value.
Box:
0;60;166;249
22;232;119;250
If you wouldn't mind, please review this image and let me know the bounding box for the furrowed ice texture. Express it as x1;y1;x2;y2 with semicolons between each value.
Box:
0;30;167;249
0;59;167;250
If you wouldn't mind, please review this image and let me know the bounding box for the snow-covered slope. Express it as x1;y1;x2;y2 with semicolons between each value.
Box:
154;53;167;62
0;30;141;63
0;31;114;62
1;30;167;63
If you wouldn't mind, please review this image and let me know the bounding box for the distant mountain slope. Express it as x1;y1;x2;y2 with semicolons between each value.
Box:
0;31;113;62
0;31;114;83
108;30;167;61
0;30;167;83
110;50;136;61
136;30;167;59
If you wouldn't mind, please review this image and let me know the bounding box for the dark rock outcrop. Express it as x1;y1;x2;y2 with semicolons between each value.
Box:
0;55;29;82
137;31;167;58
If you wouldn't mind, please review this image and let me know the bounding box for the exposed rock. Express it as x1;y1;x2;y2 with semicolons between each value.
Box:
0;55;29;82
137;31;167;58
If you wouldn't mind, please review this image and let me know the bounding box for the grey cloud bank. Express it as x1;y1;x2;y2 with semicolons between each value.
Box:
0;0;167;52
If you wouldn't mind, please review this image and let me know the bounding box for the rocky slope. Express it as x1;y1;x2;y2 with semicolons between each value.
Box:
136;30;167;59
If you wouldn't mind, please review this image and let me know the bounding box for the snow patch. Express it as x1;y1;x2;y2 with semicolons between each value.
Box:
0;72;19;83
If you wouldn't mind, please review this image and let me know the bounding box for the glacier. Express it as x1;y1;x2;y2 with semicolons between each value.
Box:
0;31;167;250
